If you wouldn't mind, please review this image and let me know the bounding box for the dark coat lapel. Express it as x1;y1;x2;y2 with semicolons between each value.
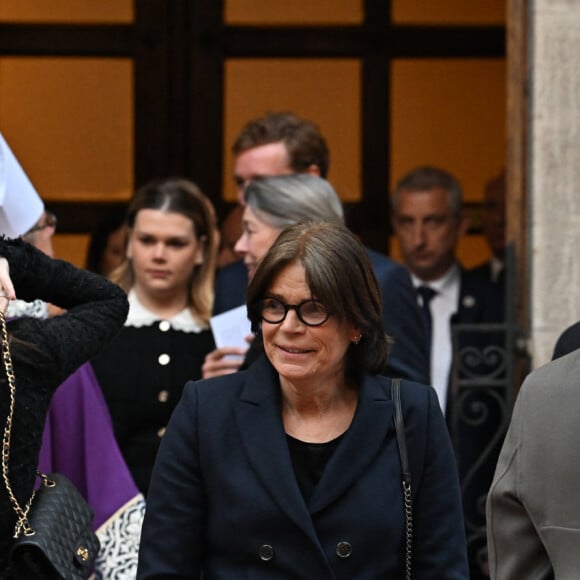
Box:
234;358;395;540
234;356;320;544
309;374;393;514
455;268;504;325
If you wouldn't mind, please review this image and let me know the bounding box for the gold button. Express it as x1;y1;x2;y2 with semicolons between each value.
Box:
158;353;170;366
159;320;171;332
158;390;169;403
157;427;166;437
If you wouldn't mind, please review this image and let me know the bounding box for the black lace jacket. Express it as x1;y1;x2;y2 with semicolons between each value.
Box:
0;238;128;573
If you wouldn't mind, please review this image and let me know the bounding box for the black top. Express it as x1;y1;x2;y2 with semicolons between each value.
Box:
286;433;344;503
0;237;128;574
92;321;215;494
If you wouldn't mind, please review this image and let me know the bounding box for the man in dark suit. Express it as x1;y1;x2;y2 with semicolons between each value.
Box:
552;320;580;359
470;170;506;288
209;111;429;384
391;166;504;580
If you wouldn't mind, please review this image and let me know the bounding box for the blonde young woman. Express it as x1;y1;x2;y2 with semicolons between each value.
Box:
91;178;218;495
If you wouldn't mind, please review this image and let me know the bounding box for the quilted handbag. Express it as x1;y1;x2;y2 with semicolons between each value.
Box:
9;473;100;579
0;312;99;579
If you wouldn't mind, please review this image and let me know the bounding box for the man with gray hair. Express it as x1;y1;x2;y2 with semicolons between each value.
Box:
391;165;504;579
391;165;502;409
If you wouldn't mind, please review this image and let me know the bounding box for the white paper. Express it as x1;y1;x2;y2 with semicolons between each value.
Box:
210;305;252;353
0;133;44;238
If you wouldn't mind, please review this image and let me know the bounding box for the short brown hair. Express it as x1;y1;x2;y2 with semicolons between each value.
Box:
233;111;329;178
247;221;390;377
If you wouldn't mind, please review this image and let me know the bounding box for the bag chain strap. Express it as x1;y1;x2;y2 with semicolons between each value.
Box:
392;377;413;580
0;311;37;538
402;477;413;580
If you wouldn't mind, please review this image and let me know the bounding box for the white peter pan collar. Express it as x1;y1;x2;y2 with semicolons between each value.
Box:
125;289;208;333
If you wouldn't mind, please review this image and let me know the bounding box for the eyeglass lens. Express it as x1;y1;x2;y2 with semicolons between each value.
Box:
260;297;330;326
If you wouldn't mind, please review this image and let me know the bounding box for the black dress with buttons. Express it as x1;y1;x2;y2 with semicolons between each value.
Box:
91;320;215;495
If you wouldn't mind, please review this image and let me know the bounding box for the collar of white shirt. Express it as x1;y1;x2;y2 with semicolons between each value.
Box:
410;263;460;299
125;289;207;333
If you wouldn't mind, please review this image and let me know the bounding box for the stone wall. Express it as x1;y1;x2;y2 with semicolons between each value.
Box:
530;0;580;366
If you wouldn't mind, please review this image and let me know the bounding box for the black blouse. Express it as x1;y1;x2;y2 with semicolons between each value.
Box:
286;433;345;503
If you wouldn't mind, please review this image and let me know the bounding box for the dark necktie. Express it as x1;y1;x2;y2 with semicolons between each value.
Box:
416;286;437;356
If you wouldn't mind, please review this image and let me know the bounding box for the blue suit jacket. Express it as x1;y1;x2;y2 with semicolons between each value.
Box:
213;252;430;384
138;356;468;579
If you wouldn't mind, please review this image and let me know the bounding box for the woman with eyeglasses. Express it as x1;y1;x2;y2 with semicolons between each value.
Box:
138;221;468;579
90;178;218;496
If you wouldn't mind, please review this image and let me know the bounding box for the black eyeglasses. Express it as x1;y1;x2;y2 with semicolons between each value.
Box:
24;212;58;236
259;297;332;327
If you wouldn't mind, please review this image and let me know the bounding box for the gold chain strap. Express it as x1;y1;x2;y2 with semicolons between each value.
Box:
0;310;37;538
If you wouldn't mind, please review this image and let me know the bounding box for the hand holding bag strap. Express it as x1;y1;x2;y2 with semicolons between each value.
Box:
391;378;413;580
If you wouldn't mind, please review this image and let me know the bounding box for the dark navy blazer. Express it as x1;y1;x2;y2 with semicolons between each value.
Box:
213;252;430;385
553;320;580;360
137;356;468;579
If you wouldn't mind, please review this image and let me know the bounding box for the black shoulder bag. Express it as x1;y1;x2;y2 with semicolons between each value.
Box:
1;311;100;579
391;378;413;580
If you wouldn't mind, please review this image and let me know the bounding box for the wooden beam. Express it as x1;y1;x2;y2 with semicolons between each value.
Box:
134;0;170;187
187;0;227;214
506;0;531;389
47;201;127;234
223;25;505;59
0;24;133;57
359;0;392;254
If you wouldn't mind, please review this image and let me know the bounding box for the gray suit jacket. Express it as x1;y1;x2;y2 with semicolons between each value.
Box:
486;349;580;579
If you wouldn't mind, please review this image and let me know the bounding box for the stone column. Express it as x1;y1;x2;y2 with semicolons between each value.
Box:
529;0;580;366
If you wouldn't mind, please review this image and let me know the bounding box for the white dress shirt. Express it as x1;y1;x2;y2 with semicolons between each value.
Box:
411;264;460;412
